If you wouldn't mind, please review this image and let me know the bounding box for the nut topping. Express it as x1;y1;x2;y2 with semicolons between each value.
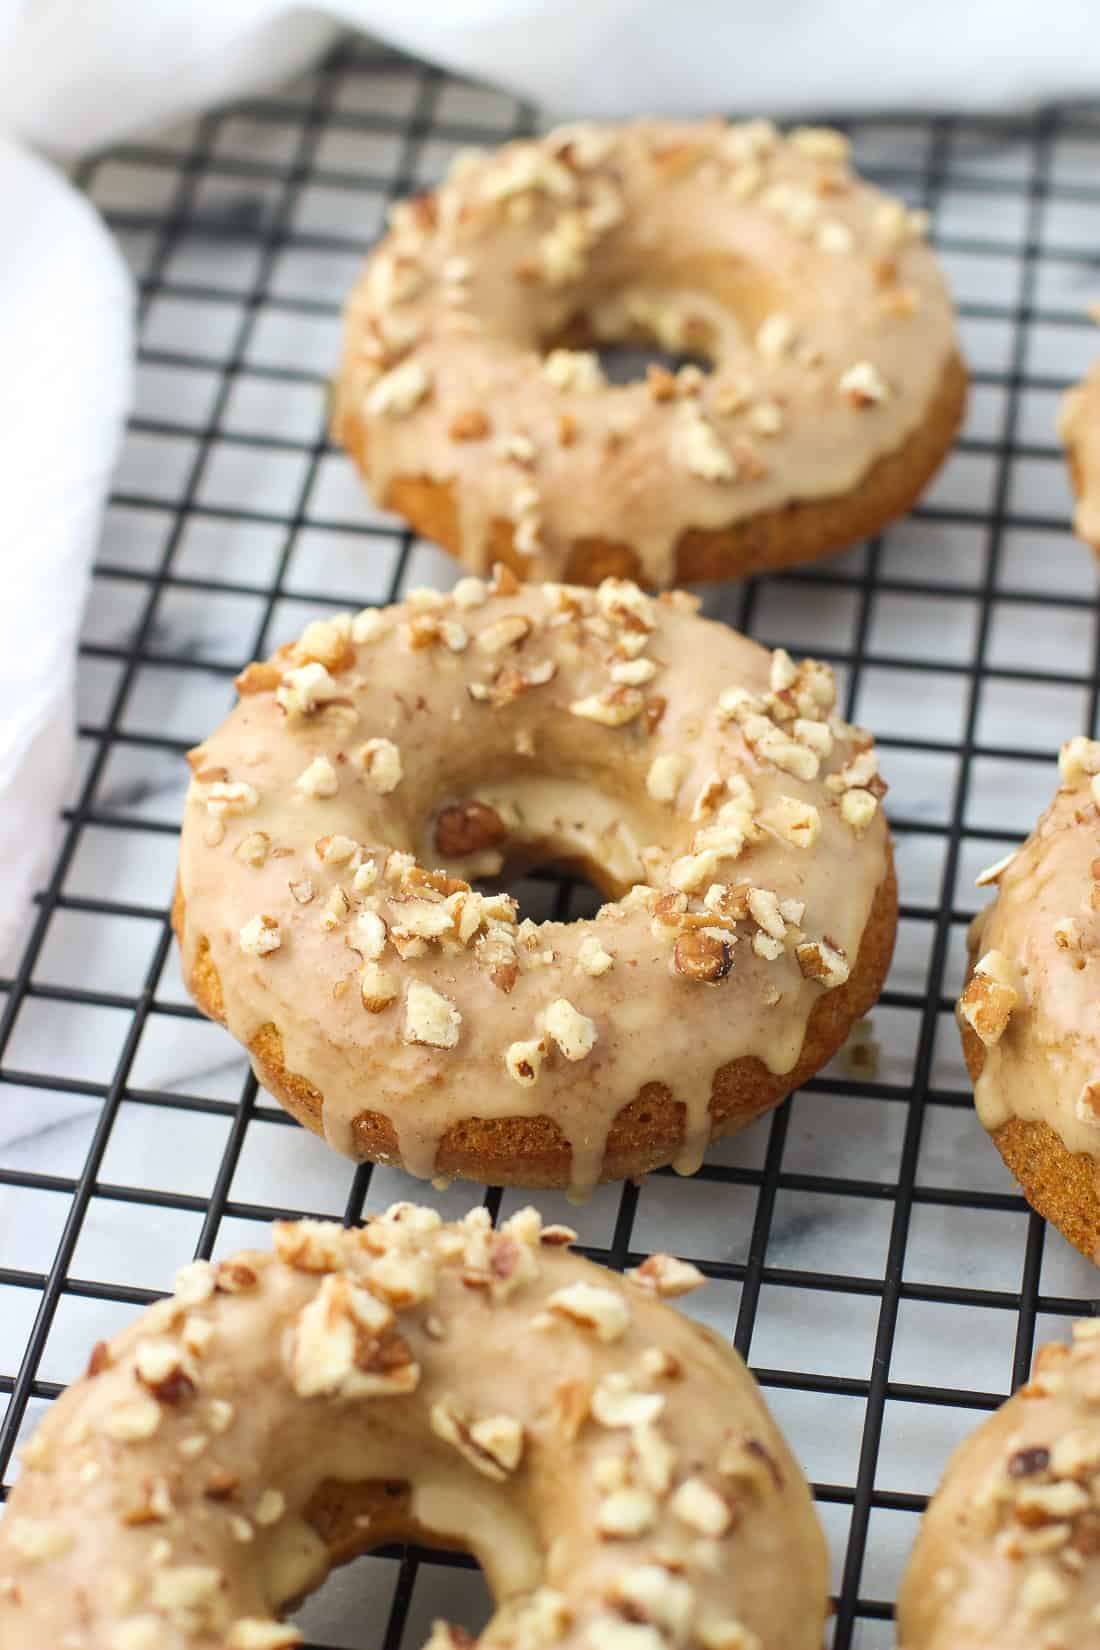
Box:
430;1396;525;1480
295;756;339;800
630;1254;707;1297
571;686;646;727
646;753;689;804
542;1281;630;1342
478;614;533;654
435;799;507;858
673;930;734;984
134;1340;198;1405
544;998;598;1060
356;737;403;795
591;1373;666;1429
505;1036;548;1087
795;938;850;990
670;1476;733;1536
174;1259;217;1307
839;360;889;406
597;1487;660;1539
959;950;1019;1047
449;408;491;441
276;662;338;719
404;982;462;1049
288;1274;417;1400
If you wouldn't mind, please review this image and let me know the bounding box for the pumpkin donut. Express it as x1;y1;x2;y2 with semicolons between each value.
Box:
332;118;966;588
174;573;896;1195
958;736;1100;1262
897;1319;1100;1649
0;1204;829;1650
1059;353;1100;553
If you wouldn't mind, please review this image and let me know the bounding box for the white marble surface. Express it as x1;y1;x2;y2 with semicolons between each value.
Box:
4;68;1100;1650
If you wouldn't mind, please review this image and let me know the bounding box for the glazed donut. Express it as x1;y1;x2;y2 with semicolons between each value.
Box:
897;1320;1100;1649
174;573;897;1194
332;119;966;589
1059;353;1100;552
0;1204;829;1650
958;735;1100;1262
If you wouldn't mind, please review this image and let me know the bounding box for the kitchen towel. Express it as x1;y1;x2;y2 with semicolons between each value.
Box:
4;0;1100;155
0;134;132;969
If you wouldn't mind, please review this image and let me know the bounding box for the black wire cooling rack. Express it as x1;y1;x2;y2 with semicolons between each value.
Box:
4;34;1100;1650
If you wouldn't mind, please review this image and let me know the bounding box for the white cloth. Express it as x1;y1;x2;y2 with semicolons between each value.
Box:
0;136;132;969
3;1;1100;154
0;0;1097;966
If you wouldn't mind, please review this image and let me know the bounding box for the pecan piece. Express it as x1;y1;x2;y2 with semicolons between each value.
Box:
489;562;520;597
234;661;281;696
1008;1446;1051;1479
673;931;734;983
449;408;491;441
434;800;507;859
644;696;667;736
203;1467;239;1501
85;1340;112;1379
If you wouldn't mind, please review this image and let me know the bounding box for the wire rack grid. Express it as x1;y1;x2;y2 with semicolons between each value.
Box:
3;35;1100;1650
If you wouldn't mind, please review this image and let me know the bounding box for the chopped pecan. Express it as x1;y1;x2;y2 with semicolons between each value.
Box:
489;562;521;597
234;661;281;696
216;1259;259;1294
703;881;751;922
203;1466;239;1501
644;696;667;735
85;1340;112;1379
1008;1446;1051;1478
434;800;507;858
959;952;1018;1047
673;930;734;983
478;665;527;709
646;364;677;402
134;1340;197;1407
475;931;519;993
449;408;491;441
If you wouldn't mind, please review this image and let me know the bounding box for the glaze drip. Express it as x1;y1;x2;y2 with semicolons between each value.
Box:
177;576;892;1191
333;118;960;586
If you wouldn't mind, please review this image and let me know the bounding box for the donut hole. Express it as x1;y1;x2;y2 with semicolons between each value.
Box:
540;288;729;389
543;293;717;384
472;851;608;926
591;338;711;388
291;1477;500;1642
426;759;677;918
522;235;792;390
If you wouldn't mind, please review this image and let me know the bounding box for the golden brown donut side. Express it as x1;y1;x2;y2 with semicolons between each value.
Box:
175;852;895;1187
897;1322;1100;1649
1060;359;1100;553
959;1007;1100;1263
0;1206;829;1650
337;350;967;589
956;741;1100;1263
